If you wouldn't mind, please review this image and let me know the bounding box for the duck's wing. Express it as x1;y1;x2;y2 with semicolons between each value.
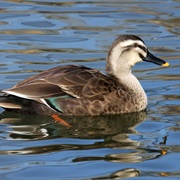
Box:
2;65;117;103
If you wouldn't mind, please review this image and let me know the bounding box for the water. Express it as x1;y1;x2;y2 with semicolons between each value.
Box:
0;0;179;179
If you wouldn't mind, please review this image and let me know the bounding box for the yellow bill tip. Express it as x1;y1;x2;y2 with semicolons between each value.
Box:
162;62;170;67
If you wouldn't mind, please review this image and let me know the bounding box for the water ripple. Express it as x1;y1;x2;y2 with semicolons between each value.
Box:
0;0;179;179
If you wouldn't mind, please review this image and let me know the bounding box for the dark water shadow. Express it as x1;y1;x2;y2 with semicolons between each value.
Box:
0;110;146;140
0;111;166;171
0;111;171;180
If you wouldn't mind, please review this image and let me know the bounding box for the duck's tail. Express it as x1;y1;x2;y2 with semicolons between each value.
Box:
0;95;56;115
0;95;22;110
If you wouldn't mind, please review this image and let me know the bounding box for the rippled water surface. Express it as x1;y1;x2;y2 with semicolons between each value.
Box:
0;0;179;179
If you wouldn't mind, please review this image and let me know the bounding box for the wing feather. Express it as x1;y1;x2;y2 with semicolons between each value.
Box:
3;65;119;102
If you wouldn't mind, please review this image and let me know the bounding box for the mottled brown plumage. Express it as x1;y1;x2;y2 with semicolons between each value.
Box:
0;35;169;116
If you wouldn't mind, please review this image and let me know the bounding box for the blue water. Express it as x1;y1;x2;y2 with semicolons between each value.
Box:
0;0;179;179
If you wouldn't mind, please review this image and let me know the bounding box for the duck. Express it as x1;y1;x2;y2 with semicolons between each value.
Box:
0;34;169;116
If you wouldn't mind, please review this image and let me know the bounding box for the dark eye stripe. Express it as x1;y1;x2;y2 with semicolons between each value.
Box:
137;45;147;53
125;43;147;53
138;53;145;59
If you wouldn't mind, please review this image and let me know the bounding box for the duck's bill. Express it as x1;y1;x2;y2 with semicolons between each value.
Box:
143;51;169;66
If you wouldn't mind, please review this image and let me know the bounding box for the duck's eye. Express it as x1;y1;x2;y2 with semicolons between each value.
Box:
124;43;147;54
135;44;147;53
133;43;139;48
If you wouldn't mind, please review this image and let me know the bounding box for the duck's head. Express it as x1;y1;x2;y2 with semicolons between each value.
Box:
106;34;169;76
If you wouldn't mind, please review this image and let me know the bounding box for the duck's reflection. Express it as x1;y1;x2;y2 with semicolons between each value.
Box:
0;110;146;140
0;111;144;145
0;110;166;166
0;112;162;163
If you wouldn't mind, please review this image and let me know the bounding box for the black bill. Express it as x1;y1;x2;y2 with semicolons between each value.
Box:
143;51;169;66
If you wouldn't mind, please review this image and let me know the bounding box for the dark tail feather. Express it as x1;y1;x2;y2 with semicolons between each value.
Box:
0;96;22;110
0;95;58;115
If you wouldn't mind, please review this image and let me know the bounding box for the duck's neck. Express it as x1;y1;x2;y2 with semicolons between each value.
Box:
118;71;148;107
120;71;144;93
107;61;147;104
